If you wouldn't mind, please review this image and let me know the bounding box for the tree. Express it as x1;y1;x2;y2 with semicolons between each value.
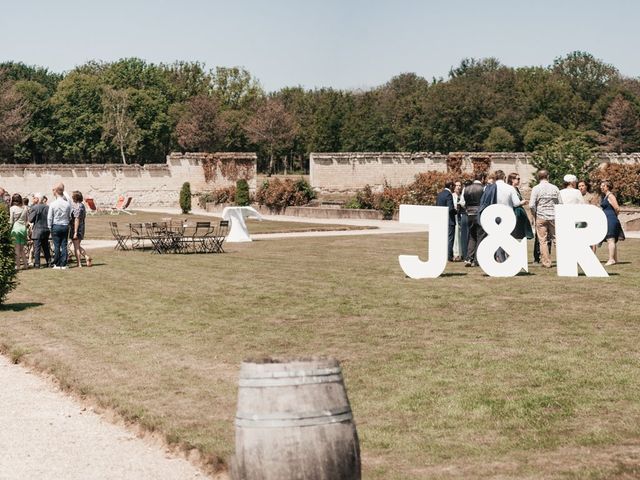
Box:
174;94;226;151
552;52;619;109
236;179;250;206
521;115;565;151
533;135;599;187
599;95;640;153
101;87;141;164
483;127;515;151
13;80;57;163
51;72;108;162
245;98;298;174
0;207;18;305
211;66;263;110
180;182;191;214
0;81;30;160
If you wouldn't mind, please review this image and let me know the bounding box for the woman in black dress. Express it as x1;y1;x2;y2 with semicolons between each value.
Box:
599;180;624;265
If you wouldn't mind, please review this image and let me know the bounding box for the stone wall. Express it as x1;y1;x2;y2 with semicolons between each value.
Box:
310;152;640;194
0;152;257;207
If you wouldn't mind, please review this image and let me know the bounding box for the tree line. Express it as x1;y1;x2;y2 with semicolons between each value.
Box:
1;52;639;172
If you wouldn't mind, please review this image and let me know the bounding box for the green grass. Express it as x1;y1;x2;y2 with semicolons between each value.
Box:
85;210;374;240
1;234;639;479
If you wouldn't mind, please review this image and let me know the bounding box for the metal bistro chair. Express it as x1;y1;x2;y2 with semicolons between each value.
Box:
192;221;213;253
128;223;145;249
109;222;130;251
212;220;229;253
148;222;169;254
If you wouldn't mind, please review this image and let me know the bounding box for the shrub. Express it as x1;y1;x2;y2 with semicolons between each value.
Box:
255;178;316;213
235;179;250;206
198;186;237;208
345;171;473;218
179;182;192;214
532;136;599;187
590;163;640;205
0;207;17;305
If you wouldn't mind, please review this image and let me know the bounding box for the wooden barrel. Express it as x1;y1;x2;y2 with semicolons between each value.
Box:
232;358;361;480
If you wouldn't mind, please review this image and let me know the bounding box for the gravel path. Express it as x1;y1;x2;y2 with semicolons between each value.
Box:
0;355;207;480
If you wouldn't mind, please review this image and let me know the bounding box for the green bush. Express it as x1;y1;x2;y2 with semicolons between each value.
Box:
0;207;17;305
532;135;599;187
235;179;251;206
179;182;192;214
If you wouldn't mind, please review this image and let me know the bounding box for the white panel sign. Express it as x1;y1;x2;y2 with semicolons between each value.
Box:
398;205;448;278
398;204;610;278
555;204;608;277
477;204;528;277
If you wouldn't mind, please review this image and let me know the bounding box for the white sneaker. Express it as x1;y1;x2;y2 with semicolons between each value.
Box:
60;266;68;270
52;266;61;270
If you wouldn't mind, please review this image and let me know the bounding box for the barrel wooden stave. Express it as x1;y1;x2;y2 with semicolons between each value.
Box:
233;358;360;480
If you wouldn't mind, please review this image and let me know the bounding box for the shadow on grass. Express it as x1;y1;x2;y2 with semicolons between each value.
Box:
440;272;468;277
0;302;44;312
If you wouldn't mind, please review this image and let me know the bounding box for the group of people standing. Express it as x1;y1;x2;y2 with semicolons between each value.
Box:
1;184;92;270
436;170;625;268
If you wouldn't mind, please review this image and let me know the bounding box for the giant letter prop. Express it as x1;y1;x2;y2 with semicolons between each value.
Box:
398;205;448;278
555;204;608;277
477;204;528;277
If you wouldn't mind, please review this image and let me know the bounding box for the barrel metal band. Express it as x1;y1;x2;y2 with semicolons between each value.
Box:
239;367;342;380
238;373;343;388
235;407;353;428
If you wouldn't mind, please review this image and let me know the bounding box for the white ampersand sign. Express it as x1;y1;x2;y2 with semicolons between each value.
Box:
477;204;528;277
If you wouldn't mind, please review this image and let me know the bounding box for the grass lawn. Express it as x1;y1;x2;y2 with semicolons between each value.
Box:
85;210;374;240
1;234;639;479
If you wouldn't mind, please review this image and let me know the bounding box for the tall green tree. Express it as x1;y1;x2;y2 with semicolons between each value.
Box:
0;80;30;161
101;87;141;164
51;72;108;162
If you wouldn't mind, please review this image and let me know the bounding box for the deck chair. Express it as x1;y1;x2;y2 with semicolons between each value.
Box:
107;196;125;215
119;196;134;215
85;197;99;215
109;221;130;250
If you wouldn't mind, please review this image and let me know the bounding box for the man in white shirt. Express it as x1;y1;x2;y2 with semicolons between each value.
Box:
529;170;562;268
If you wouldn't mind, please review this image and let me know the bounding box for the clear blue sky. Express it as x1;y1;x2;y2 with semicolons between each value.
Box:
2;0;638;92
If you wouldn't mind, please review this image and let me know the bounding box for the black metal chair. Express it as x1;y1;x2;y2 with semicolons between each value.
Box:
212;220;229;253
109;221;130;250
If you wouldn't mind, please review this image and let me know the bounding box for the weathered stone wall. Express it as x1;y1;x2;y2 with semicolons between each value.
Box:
310;152;640;194
0;152;257;207
310;152;448;192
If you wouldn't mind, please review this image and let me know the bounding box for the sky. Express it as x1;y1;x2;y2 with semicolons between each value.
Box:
2;0;639;92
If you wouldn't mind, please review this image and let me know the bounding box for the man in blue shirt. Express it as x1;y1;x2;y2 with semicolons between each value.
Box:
47;183;71;269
